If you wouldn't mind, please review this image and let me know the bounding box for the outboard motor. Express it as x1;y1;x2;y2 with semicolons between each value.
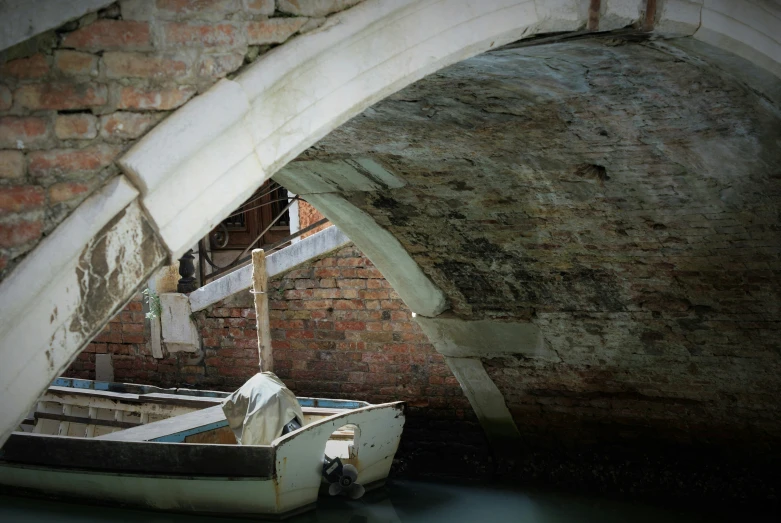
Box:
222;372;305;445
322;455;365;499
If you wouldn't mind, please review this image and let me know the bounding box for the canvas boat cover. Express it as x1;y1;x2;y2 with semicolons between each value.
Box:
221;372;305;445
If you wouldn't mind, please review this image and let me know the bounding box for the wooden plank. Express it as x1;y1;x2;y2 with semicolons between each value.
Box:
46;386;141;402
300;407;347;417
95;405;227;442
252;249;273;372
34;412;139;429
137;393;222;409
1;433;274;478
185;426;237;445
38;393;197;418
85;407;97;438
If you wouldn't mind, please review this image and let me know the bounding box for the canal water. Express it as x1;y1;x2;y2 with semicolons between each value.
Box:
0;480;775;522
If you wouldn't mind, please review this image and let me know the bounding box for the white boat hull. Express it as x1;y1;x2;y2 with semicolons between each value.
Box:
0;379;405;519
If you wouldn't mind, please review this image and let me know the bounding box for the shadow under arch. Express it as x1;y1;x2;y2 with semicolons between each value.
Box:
1;0;780;447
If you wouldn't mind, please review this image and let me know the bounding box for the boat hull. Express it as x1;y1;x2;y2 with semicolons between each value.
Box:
0;464;306;520
0;380;405;519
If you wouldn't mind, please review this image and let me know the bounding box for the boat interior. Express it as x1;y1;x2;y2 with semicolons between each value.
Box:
18;378;364;461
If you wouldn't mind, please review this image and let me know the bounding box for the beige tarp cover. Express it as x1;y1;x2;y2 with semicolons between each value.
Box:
221;372;305;445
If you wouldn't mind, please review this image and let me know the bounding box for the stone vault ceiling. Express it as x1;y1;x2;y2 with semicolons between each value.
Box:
285;37;781;450
297;38;781;323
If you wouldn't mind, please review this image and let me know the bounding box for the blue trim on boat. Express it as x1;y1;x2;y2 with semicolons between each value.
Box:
52;378;109;390
150;421;230;443
52;379;367;408
297;398;366;409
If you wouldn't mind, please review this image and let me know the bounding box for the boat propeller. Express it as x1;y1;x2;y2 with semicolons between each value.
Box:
322;456;365;499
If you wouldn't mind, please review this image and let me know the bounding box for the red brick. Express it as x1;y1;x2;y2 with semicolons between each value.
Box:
0;86;11;111
356;268;383;278
286;330;315;339
103;52;189;79
380;300;401;310
0;186;44;216
270;319;305;329
0;151;25;179
359;290;389;300
311;289;341;301
302;299;334;310
157;0;239;16
383;343;410;354
54;114;98;140
61;20;152;51
313;320;333;330
116;85;197;110
0;219;42;248
122;323;144;333
198;52;243;79
126;300;143;311
163;23;239;47
366;279;384;289
285;289;314;299
337;279;366;289
390;311;410;321
28;145;120;178
123;333;145;343
54;51;99;76
335;321;365;331
333;299;364;310
48;181;92;204
314;268;339;278
0;116;49;149
15;83;107;111
313;258;335;267
0;54;49;79
247;18;307;45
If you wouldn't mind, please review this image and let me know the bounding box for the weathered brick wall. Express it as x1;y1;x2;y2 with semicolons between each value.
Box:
305;41;781;463
187;244;473;419
61;243;475;423
200;244;487;475
65;293;149;379
297;199;329;238
0;0;362;281
63;243;488;476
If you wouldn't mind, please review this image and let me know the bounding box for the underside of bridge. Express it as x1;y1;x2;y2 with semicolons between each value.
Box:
278;35;781;478
1;0;781;509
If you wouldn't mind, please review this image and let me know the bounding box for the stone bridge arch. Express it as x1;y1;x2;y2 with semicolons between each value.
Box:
1;0;780;446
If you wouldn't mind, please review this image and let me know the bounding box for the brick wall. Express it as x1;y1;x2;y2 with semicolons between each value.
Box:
66;293;149;379
63;243;489;476
183;243;475;418
0;0;362;282
64;293;193;385
297;199;329;238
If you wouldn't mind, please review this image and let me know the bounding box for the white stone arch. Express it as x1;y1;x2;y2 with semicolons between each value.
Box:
1;0;780;444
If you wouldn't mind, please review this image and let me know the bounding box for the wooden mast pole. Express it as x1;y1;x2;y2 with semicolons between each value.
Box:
251;249;273;372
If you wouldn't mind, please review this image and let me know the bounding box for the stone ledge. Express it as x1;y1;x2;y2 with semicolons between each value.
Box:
189;225;351;312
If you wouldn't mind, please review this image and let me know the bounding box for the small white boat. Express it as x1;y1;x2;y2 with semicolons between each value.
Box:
0;377;405;519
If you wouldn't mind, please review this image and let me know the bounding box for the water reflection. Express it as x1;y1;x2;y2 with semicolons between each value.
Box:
0;480;773;523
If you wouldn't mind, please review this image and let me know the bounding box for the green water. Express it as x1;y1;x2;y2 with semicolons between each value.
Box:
0;481;774;522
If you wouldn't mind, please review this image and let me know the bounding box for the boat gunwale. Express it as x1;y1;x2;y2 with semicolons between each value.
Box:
0;432;276;478
2;402;405;478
